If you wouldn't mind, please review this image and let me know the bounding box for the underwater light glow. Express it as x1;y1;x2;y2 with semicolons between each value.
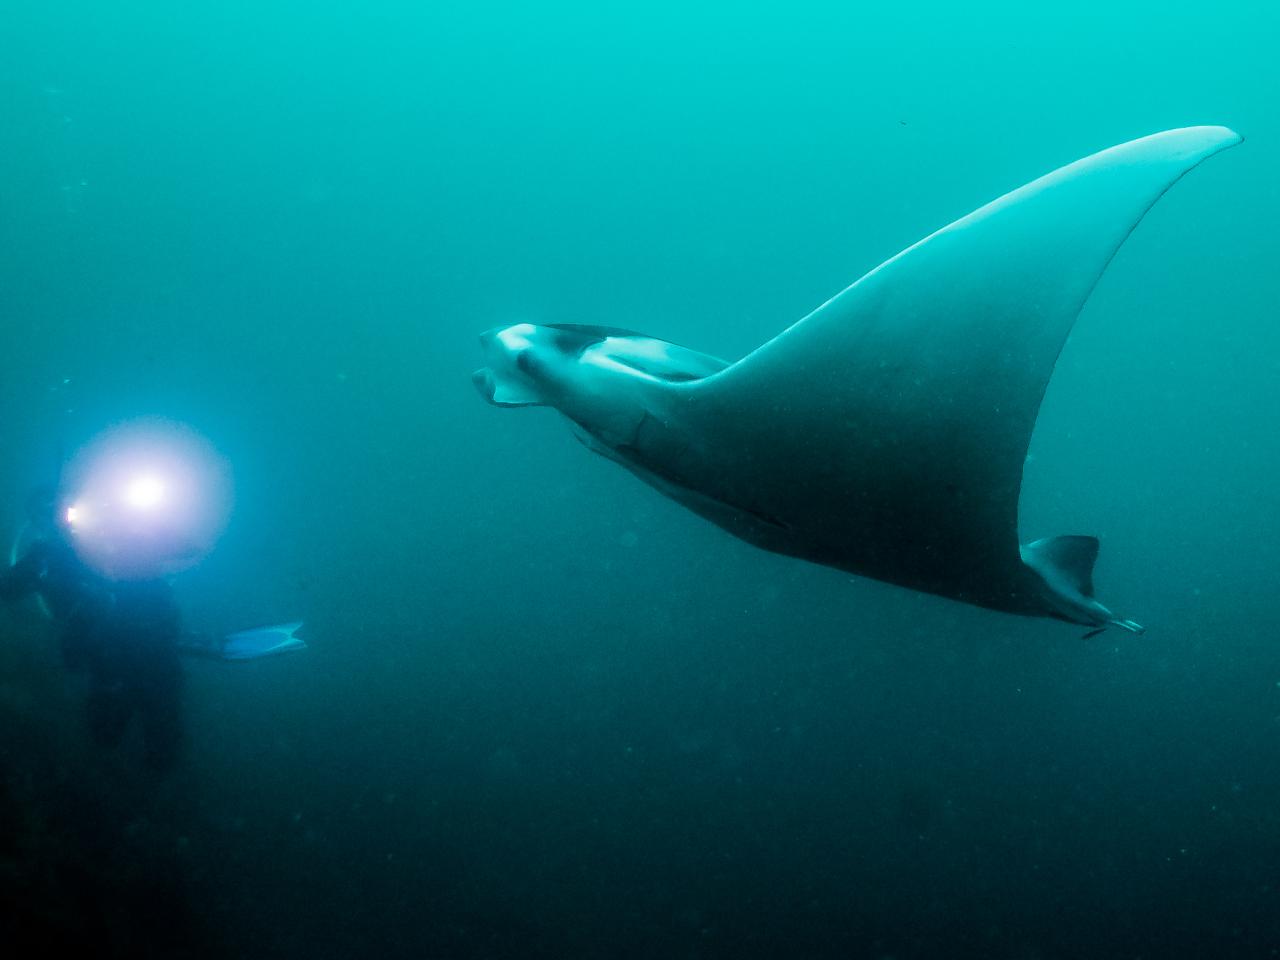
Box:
61;418;232;580
124;474;166;510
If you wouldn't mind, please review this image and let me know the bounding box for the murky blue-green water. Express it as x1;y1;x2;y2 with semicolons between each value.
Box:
2;3;1278;957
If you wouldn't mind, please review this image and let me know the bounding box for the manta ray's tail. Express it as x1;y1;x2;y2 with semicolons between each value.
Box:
1022;536;1145;635
1108;618;1146;635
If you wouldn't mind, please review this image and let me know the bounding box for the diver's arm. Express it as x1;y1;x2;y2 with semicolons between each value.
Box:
0;546;45;602
175;630;225;659
0;567;19;601
160;589;215;657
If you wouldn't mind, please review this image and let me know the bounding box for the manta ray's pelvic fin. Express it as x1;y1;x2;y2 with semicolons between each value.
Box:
1023;535;1100;598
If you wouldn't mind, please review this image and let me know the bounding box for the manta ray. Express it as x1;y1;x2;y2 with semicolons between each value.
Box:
473;127;1240;633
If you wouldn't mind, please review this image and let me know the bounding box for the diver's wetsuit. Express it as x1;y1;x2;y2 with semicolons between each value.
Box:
0;535;102;669
90;579;183;771
1;538;184;772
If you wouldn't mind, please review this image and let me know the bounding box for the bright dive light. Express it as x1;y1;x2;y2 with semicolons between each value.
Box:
62;418;232;580
124;474;166;510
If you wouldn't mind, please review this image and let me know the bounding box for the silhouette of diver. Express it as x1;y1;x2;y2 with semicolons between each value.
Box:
1;485;184;772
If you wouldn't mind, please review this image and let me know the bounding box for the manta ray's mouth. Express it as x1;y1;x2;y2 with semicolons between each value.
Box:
472;366;544;408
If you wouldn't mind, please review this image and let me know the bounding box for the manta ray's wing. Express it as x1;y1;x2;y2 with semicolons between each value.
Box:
671;126;1240;603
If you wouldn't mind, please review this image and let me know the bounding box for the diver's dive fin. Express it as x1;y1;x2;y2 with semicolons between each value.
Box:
220;622;306;660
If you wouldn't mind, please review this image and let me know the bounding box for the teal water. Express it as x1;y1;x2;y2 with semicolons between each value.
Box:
2;3;1279;958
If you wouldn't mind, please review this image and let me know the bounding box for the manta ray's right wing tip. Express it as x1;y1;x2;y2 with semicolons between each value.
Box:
1127;125;1241;166
1194;124;1240;145
1173;124;1239;142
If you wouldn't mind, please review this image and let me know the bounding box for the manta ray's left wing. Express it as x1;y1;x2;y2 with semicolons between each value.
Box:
668;127;1240;603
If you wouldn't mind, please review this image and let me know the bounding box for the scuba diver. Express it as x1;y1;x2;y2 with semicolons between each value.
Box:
2;483;304;772
1;484;183;771
1;485;101;668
